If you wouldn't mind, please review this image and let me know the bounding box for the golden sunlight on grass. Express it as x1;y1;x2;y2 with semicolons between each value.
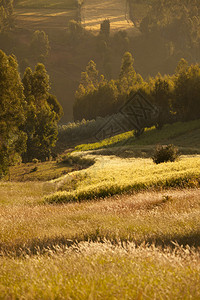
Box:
46;154;200;203
82;0;139;34
0;241;199;299
0;188;200;254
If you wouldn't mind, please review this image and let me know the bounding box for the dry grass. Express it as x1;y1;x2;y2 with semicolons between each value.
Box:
0;181;55;206
8;161;74;182
0;173;200;297
0;241;199;299
0;188;200;255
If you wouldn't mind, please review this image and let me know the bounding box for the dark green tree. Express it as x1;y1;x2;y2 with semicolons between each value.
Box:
22;63;63;161
0;0;13;32
99;19;110;40
0;50;26;177
118;52;143;94
152;75;173;129
67;19;84;45
173;63;200;121
30;30;50;61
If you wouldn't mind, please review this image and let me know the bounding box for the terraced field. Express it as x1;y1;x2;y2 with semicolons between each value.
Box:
15;0;79;9
82;0;138;34
14;0;140;33
14;9;76;30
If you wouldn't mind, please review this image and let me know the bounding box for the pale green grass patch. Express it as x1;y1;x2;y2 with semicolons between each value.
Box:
46;155;200;203
75;119;200;152
75;130;133;152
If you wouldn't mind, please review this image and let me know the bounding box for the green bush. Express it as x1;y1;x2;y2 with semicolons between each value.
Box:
153;144;179;164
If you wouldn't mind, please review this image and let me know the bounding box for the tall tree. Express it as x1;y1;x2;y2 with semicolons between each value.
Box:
118;52;142;94
30;30;50;61
0;0;13;32
99;19;110;40
22;63;63;161
0;50;26;177
151;75;174;128
173;63;200;121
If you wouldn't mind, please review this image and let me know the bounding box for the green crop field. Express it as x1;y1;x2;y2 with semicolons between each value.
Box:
0;119;200;298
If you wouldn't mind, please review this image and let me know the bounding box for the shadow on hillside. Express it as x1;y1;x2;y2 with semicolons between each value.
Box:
1;231;199;258
89;123;200;159
90;144;200;159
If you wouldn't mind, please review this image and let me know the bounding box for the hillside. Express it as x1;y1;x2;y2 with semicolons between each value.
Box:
1;117;200;297
1;2;200;297
11;0;139;122
82;0;137;33
66;118;200;155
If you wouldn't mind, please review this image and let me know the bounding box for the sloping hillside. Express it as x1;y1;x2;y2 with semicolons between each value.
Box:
82;0;138;34
74;119;200;156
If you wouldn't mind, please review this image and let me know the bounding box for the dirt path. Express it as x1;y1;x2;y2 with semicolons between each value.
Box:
82;0;137;34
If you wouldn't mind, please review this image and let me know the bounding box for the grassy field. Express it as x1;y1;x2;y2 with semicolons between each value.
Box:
7;155;93;182
1;120;200;298
0;187;200;298
0;241;199;299
45;154;200;203
75;119;200;153
44;119;200;204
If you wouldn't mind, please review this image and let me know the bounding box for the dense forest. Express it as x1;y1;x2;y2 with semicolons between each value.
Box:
74;54;200;125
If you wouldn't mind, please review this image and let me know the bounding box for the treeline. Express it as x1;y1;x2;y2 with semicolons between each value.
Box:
0;0;13;32
0;50;63;177
58;113;126;147
136;0;200;62
74;52;200;129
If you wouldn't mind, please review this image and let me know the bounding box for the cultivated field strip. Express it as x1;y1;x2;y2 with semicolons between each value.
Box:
82;0;137;33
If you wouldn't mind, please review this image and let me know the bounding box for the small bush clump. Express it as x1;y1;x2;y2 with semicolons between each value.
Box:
32;158;39;164
153;144;179;164
58;154;94;168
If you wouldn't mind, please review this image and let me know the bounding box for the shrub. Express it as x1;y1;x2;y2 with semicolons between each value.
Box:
153;144;179;164
58;154;94;168
32;158;39;164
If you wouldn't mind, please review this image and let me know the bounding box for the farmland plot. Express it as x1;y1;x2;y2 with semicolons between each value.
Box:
82;0;139;34
14;9;77;31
